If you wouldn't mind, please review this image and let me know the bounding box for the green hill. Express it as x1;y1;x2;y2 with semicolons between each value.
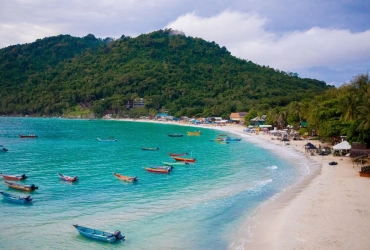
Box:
0;29;331;118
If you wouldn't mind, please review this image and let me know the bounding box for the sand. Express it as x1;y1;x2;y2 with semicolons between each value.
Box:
116;119;370;249
216;124;370;250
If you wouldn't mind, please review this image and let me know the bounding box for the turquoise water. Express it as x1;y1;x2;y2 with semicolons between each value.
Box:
0;118;299;249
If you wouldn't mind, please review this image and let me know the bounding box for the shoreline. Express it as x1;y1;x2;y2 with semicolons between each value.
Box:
115;118;370;250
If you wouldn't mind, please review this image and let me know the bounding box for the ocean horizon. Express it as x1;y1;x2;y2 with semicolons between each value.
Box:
0;117;314;249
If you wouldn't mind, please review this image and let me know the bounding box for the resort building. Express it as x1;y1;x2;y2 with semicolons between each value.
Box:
229;112;248;124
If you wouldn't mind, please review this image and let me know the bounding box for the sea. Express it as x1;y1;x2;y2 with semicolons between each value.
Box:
0;117;318;250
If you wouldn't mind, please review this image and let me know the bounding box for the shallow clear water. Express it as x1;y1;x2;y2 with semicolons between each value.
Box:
0;118;300;249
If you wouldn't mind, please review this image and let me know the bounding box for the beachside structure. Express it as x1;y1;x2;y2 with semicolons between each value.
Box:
250;115;267;127
229;112;248;124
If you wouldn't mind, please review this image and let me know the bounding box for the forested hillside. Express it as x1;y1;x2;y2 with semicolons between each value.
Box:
0;29;331;118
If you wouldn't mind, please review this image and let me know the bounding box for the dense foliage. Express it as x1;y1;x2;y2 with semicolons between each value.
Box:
0;29;330;118
264;74;370;145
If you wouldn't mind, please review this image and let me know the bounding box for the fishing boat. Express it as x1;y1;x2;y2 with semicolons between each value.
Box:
0;191;33;204
167;133;183;137
145;166;171;173
113;173;138;182
97;137;117;142
215;139;228;144
19;134;38;138
0;173;27;181
4;181;38;191
187;131;201;136
73;224;125;243
172;156;196;162
58;173;78;182
217;134;241;141
168;152;188;157
141;147;159;151
162;161;190;166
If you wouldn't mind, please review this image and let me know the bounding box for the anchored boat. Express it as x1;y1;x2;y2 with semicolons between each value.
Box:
73;224;125;243
4;181;38;191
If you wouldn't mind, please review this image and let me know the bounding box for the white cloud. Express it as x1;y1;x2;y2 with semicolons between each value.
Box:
166;10;370;83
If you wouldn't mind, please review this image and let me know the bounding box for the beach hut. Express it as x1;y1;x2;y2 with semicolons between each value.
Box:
333;141;351;156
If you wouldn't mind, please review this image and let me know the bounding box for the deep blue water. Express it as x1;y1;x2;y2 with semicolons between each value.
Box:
0;117;299;249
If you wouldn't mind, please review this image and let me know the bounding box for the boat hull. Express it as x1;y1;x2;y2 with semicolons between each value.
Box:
168;134;183;137
162;162;190;166
5;181;38;191
168;153;188;157
97;137;117;142
0;191;33;204
141;147;159;151
145;167;171;173
73;224;125;243
113;173;138;182
1;173;27;181
187;131;201;136
172;157;196;162
58;173;78;182
19;134;38;138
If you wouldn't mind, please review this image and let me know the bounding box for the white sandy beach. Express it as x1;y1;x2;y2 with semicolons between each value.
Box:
117;119;370;249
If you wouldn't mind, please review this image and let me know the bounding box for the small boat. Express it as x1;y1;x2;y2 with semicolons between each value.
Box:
217;134;241;141
73;224;125;243
19;134;38;138
215;139;228;144
225;137;241;142
187;131;201;136
162;161;190;166
168;152;188;157
58;173;78;182
4;181;38;191
1;145;8;152
113;173;138;182
0;191;33;204
97;137;117;142
168;133;183;137
145;166;172;173
329;161;338;165
172;157;196;162
141;147;159;151
1;173;27;181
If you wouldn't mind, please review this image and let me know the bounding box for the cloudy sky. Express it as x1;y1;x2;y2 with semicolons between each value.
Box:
1;0;369;87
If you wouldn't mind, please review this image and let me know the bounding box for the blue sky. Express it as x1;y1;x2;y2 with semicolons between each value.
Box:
1;0;369;87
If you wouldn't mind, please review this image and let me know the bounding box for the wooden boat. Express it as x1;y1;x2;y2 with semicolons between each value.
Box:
0;191;33;204
145;166;171;173
141;147;159;151
217;134;241;141
1;173;27;181
113;173;138;182
172;156;196;162
97;137;117;142
215;139;228;144
187;131;201;136
73;224;125;243
359;165;370;177
19;134;38;138
58;173;78;182
162;161;190;166
4;181;38;191
168;152;188;157
167;133;183;137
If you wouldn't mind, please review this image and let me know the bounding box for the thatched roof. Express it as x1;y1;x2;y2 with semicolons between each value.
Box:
350;149;370;158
